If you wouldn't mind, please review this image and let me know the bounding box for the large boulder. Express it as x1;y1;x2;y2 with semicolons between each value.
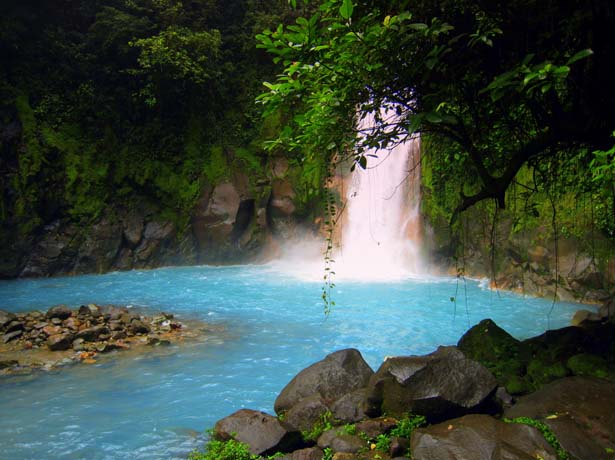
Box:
284;394;330;432
504;377;615;460
330;388;370;423
213;409;303;456
274;349;374;415
457;319;526;395
411;414;557;460
364;346;497;421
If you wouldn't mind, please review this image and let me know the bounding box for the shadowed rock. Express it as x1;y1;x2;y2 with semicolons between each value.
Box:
365;346;497;421
275;349;374;415
504;377;615;460
285;394;330;432
411;414;557;460
46;305;72;320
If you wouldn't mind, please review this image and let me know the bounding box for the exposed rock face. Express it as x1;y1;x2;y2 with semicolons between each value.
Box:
411;414;557;460
213;409;303;456
275;348;374;415
364;346;497;421
504;377;615;460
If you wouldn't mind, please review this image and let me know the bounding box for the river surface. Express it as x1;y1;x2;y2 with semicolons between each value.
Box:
0;264;583;460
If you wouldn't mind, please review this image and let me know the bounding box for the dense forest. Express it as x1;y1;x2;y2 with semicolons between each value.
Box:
1;0;614;298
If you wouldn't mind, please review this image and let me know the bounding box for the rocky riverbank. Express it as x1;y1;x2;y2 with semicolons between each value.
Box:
0;304;212;375
195;305;615;460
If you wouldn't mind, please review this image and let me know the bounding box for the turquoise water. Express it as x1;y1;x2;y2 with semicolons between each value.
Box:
0;264;583;460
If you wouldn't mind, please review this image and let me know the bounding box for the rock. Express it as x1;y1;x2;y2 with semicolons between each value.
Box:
42;325;62;336
76;326;110;342
47;333;74;351
411;414;557;460
504;377;615;460
5;320;25;333
457;319;524;394
0;359;19;369
389;436;409;458
130;320;150;335
317;430;365;453
46;305;72;320
330;388;370;423
571;309;602;326
3;329;23;343
0;309;16;328
275;349;374;415
566;353;609;378
213;409;303;456
599;297;615;321
284;394;330;432
355;417;398;440
289;447;324;460
365;346;497;421
78;304;101;318
72;338;85;351
123;215;144;247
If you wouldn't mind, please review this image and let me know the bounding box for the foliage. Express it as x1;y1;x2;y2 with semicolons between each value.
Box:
257;0;615;225
505;417;570;460
189;438;255;460
302;410;335;441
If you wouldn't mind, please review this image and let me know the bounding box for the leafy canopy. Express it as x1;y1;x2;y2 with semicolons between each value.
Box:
257;0;615;222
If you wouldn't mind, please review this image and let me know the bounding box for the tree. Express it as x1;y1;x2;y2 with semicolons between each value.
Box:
256;0;615;224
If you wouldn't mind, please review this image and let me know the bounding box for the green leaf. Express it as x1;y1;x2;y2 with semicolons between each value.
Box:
339;0;353;20
567;49;593;65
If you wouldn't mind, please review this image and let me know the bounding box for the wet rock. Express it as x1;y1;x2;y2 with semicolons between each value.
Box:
5;320;25;333
130;320;150;335
0;359;19;369
46;305;72;320
504;377;615;460
0;309;16;328
275;349;374;415
214;409;303;456
3;329;23;343
76;326;110;342
411;414;557;460
78;304;101;318
365;346;497;421
47;333;74;351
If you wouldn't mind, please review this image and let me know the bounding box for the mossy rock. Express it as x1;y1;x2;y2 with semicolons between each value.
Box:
526;359;568;387
458;319;521;364
502;375;531;395
566;353;609;378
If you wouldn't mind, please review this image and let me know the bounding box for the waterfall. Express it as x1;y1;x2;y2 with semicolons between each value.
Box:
337;109;422;279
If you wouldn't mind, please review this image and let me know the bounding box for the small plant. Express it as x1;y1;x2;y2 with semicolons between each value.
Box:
505;417;570;460
189;438;256;460
374;432;391;451
338;423;357;435
302;410;335;441
323;447;333;460
390;414;427;438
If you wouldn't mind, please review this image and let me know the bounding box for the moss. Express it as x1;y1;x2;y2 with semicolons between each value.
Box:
527;359;568;387
566;353;609;378
503;375;531;395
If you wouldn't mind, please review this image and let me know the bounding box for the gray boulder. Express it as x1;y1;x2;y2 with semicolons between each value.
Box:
365;346;497;421
275;349;374;414
504;377;615;460
213;409;303;456
330;388;370;423
284;394;330;432
46;305;72;320
317;429;365;454
411;414;557;460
